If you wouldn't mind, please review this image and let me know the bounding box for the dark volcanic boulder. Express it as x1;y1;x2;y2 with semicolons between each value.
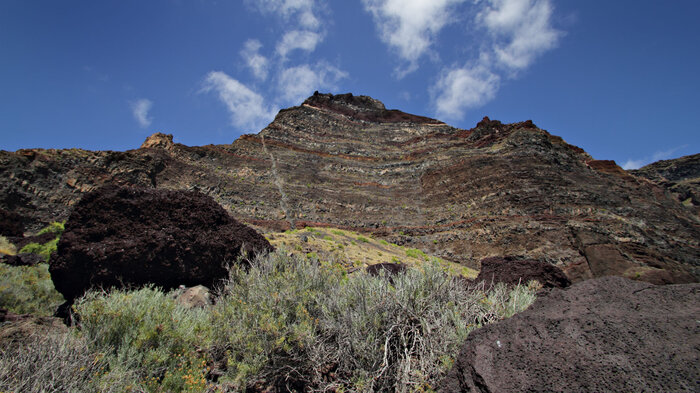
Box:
49;185;273;302
0;208;24;237
440;277;700;392
1;253;43;267
473;256;571;289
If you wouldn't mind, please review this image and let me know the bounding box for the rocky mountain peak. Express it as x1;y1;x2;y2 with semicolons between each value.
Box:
301;91;444;124
304;91;386;111
140;132;175;150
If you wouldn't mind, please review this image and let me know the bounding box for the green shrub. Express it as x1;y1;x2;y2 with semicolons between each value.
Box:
356;236;369;243
75;287;213;392
208;251;536;392
37;221;65;236
14;251;537;392
19;237;59;262
0;263;65;315
405;248;428;260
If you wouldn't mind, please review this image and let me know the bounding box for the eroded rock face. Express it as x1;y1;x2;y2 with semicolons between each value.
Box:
630;153;700;214
2;93;698;283
49;185;273;302
472;256;571;289
440;276;700;393
140;132;176;151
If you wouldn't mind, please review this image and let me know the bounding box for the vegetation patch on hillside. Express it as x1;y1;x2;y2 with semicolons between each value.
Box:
266;226;478;278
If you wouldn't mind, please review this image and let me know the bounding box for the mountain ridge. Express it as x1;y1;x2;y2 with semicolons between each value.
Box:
1;92;698;284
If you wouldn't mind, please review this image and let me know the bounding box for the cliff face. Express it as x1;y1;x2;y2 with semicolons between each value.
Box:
630;153;700;215
1;92;698;283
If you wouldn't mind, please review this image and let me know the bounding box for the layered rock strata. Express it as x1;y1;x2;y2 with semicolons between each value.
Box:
1;92;698;282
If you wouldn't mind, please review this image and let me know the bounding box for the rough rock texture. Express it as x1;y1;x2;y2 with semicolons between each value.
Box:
2;92;699;283
630;153;700;215
0;208;24;237
472;256;570;289
173;285;212;309
440;276;700;393
366;262;407;277
1;253;43;267
49;185;273;302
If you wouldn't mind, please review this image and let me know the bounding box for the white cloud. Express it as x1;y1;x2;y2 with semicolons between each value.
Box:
433;64;500;120
429;0;560;120
478;0;561;71
621;159;646;170
130;98;153;128
240;39;269;80
250;0;322;29
622;145;688;170
276;30;323;58
278;63;348;104
362;0;465;77
201;71;277;131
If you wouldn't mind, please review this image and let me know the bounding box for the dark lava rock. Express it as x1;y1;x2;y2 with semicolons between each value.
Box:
440;276;700;393
366;262;407;277
9;232;57;251
49;185;273;302
473;256;571;289
0;208;24;237
303;91;443;124
1;253;43;267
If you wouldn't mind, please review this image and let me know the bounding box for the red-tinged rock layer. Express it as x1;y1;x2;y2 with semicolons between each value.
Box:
1;92;698;283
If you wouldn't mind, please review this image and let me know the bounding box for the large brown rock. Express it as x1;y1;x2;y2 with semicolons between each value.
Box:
49;185;273;302
440;276;700;392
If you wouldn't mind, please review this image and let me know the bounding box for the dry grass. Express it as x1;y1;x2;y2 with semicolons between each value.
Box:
0;332;108;393
0;235;16;256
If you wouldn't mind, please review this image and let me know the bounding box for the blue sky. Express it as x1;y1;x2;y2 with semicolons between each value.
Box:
1;0;698;169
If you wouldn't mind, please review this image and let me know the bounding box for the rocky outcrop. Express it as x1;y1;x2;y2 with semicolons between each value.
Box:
440;276;700;392
366;262;407;277
630;153;700;214
2;93;699;283
1;253;43;267
49;185;273;302
471;256;571;289
140;132;176;151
